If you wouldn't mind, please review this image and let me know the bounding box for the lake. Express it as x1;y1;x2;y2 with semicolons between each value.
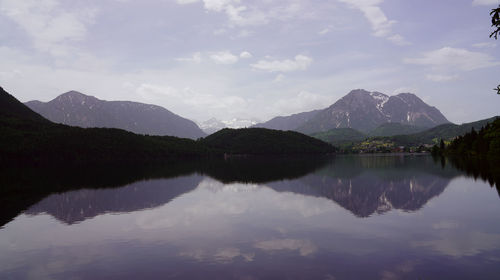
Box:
1;155;500;279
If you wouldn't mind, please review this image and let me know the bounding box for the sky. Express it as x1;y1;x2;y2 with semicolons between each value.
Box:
0;0;499;124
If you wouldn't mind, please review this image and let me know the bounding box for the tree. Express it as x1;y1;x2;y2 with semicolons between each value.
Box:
491;5;500;94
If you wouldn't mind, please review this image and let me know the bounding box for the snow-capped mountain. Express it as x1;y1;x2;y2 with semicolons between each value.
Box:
198;118;227;135
199;117;261;135
256;89;450;134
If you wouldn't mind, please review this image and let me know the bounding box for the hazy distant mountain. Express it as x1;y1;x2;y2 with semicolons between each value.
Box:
222;118;260;129
298;89;450;134
199;118;226;135
25;91;205;139
199;117;261;135
254;109;321;131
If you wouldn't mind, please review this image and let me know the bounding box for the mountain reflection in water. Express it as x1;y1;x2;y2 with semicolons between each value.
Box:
2;155;500;280
24;155;459;223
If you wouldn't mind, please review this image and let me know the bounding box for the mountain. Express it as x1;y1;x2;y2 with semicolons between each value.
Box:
297;89;450;134
267;155;457;217
311;128;366;146
25;91;205;139
0;86;48;123
199;118;226;134
368;123;427;137
200;127;335;155
222;118;260;129
254;109;321;131
379;116;500;147
1;88;334;164
26;175;204;225
1;88;205;163
438;117;500;158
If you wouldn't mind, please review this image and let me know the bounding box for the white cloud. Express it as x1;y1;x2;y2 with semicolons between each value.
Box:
251;55;312;72
176;52;202;63
179;0;308;27
137;84;180;99
234;29;254;38
388;34;411;46
425;74;459;82
209;51;239;64
338;0;409;45
472;42;497;48
213;28;226;35
272;90;331;115
202;0;238;12
176;0;199;4
239;51;252;58
0;0;96;56
273;74;285;82
254;239;317;256
318;28;330;35
404;47;500;71
472;0;500;6
392;87;418;95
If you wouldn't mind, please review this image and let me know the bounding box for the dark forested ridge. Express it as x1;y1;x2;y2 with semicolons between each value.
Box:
439;118;500;158
0;87;335;164
201;127;335;155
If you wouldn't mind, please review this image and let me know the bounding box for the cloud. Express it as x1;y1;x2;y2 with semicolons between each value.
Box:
239;51;252;58
472;42;497;48
176;0;199;4
136;84;180;99
392;87;418;95
472;0;500;6
412;231;500;257
202;0;237;12
388;34;411;46
404;47;500;71
425;74;459;82
251;55;312;72
338;0;409;45
318;28;330;35
210;51;239;64
213;28;226;35
272;90;331;115
0;0;96;56
175;52;202;63
273;74;285;82
254;239;317;256
179;0;308;27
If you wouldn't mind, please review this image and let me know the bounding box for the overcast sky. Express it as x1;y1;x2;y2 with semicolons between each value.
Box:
1;0;499;123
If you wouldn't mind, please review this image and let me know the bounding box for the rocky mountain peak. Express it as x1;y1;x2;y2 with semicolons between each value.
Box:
294;89;450;134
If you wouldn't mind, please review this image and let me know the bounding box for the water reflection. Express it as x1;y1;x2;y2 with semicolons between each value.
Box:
21;155;461;224
26;176;204;224
1;155;500;279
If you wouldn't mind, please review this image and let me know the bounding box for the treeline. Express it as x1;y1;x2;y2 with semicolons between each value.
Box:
433;118;500;158
0;117;335;165
201;128;335;155
0;86;334;165
0;116;206;164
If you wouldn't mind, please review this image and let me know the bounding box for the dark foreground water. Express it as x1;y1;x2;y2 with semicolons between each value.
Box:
1;155;500;279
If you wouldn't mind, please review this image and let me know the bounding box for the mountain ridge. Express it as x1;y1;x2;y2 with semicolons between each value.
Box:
25;91;206;139
255;89;450;134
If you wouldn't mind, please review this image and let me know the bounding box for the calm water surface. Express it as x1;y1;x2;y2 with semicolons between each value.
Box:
1;155;500;279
